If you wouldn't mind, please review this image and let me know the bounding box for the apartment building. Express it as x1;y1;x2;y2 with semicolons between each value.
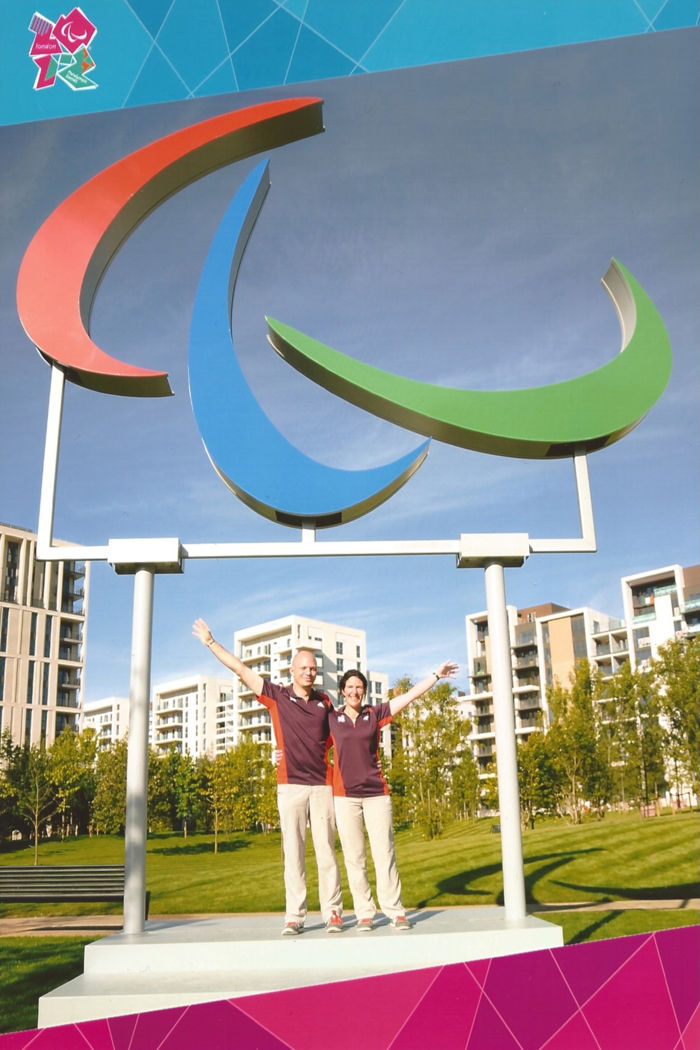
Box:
465;602;618;775
232;614;385;748
0;522;89;746
622;563;700;668
463;562;700;779
81;696;128;750
83;675;235;758
150;675;234;757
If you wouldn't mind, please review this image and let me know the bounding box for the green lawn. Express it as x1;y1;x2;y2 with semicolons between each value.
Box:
0;937;92;1035
1;809;697;916
0;810;697;1035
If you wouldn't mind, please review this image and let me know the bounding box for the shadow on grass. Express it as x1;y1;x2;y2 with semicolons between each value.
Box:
560;911;619;945
149;838;252;856
147;835;251;852
550;878;700;901
420;849;603;908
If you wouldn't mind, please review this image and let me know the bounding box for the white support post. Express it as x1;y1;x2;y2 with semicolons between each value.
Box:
37;366;65;558
123;568;154;935
484;561;527;922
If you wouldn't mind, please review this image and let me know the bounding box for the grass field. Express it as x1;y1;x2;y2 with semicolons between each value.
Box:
1;809;697;916
0;810;697;1034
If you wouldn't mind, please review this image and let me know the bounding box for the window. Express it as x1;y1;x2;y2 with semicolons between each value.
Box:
3;541;20;603
29;612;38;655
356;646;361;659
27;661;35;703
337;659;344;671
0;608;8;651
336;642;344;654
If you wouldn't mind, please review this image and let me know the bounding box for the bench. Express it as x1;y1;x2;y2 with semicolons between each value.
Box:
0;865;150;917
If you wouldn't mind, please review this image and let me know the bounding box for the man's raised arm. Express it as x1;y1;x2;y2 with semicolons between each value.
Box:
193;618;264;697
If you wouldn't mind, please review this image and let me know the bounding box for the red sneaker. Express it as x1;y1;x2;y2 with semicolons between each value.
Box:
325;910;344;933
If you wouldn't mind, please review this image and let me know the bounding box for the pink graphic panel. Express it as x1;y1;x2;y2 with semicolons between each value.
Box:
238;967;438;1050
583;936;682;1050
390;964;482;1050
0;927;696;1050
483;946;579;1048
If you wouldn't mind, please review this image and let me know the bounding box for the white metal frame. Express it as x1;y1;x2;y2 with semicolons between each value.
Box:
39;365;597;933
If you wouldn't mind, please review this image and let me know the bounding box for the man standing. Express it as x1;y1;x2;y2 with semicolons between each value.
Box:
193;618;343;936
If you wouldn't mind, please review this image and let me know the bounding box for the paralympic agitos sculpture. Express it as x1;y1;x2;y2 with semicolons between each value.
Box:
15;97;672;937
17;97;671;528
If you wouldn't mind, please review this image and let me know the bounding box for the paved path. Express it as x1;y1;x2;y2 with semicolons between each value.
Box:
0;900;697;937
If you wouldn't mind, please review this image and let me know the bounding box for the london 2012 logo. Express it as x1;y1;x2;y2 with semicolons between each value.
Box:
28;7;97;91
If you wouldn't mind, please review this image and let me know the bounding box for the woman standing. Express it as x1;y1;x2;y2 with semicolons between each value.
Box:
330;661;458;931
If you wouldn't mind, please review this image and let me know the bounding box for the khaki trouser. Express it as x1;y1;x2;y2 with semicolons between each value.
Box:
277;783;342;925
334;794;404;921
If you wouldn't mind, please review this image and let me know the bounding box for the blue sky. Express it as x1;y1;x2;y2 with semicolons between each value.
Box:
1;29;697;703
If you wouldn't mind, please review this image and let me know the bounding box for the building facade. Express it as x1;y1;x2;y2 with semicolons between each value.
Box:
149;675;234;757
0;522;89;746
83;675;235;758
622;563;700;668
232;614;385;748
463;562;699;783
465;601;620;777
81;695;128;750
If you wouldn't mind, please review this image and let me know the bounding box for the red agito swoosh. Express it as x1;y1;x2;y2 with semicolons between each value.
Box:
16;97;324;396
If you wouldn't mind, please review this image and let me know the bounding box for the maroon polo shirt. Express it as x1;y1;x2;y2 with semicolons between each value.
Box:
329;701;393;798
259;680;333;786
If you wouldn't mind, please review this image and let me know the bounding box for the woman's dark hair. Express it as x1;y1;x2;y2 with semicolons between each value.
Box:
338;669;368;695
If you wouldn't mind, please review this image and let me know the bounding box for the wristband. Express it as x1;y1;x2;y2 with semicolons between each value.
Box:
433;671;440;681
207;639;215;648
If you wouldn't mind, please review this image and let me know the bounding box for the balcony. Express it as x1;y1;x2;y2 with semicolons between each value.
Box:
513;654;538;669
157;715;183;727
512;633;536;650
516;694;541;711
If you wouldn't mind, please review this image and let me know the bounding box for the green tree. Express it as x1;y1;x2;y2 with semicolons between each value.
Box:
49;728;97;837
546;662;611;823
92;738;127;834
172;751;202;836
517;731;558;829
652;636;700;801
2;740;59;864
0;731;16;839
392;678;471;838
598;661;666;807
205;739;272;850
147;747;174;832
449;746;480;820
382;728;411;827
257;753;279;832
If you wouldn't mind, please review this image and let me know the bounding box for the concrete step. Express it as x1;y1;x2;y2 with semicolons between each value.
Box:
38;907;563;1027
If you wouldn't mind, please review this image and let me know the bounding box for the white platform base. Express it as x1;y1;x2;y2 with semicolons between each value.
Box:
38;908;564;1028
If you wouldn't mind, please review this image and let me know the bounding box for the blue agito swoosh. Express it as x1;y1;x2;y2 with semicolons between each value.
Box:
188;161;429;529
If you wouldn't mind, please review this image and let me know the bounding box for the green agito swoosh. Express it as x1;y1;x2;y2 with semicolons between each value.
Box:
267;260;671;459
